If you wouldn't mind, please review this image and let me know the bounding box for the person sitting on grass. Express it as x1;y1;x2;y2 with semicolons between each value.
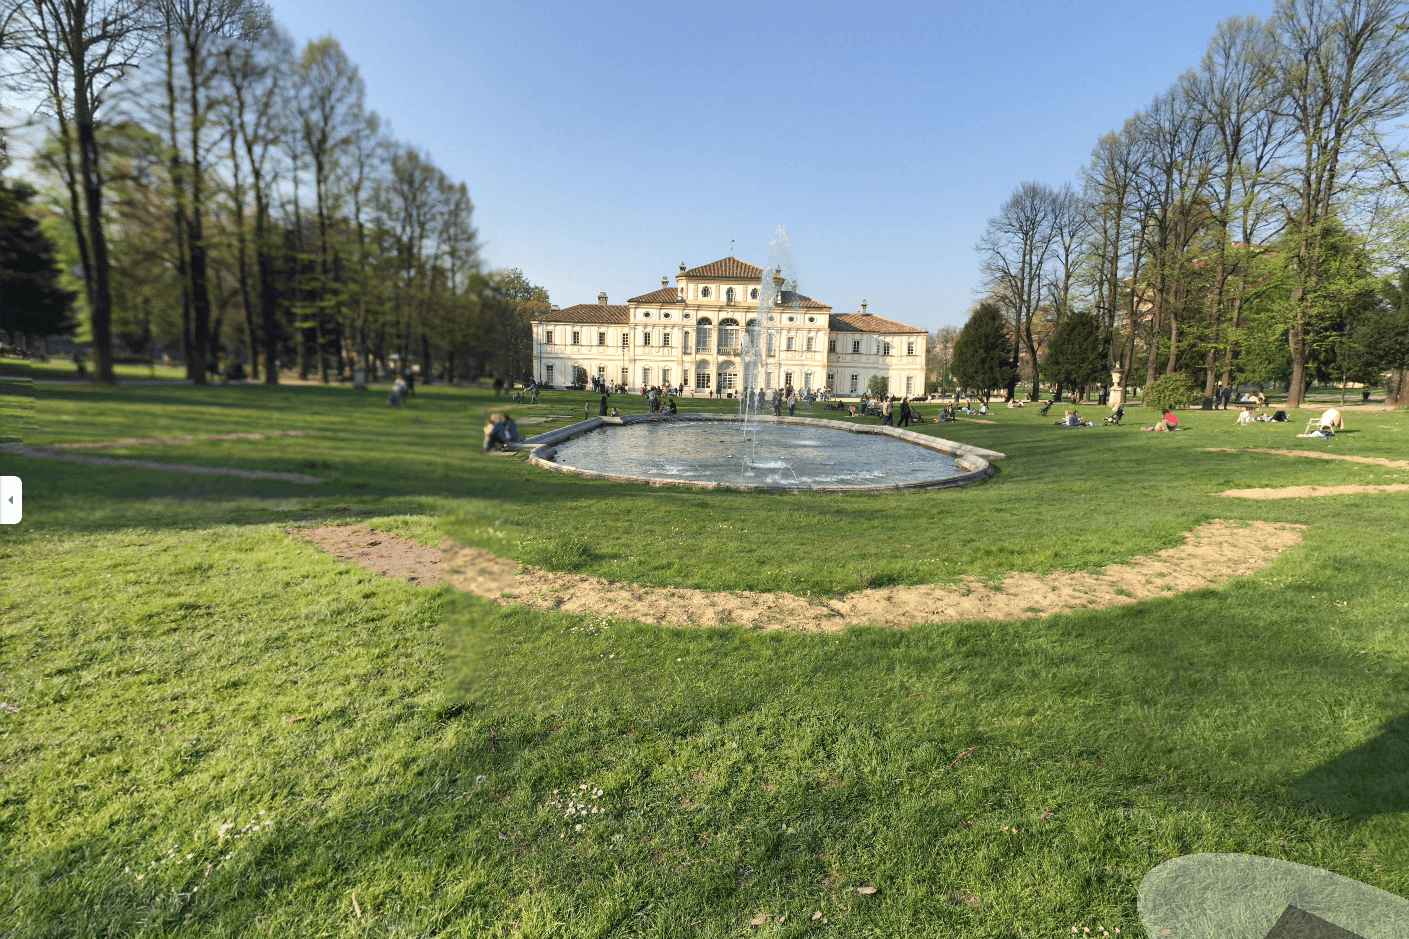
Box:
1142;417;1173;431
1236;407;1257;424
668;397;678;415
1270;409;1287;422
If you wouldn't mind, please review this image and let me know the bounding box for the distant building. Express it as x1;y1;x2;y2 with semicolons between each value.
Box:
531;256;927;397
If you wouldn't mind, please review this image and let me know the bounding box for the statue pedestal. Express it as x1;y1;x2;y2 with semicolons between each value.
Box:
353;368;367;390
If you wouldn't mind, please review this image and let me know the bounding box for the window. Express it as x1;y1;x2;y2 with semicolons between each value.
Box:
642;311;651;318
784;371;793;388
750;287;759;299
545;329;554;344
642;366;651;386
805;372;813;390
598;331;606;345
662;311;670;319
662;331;671;347
571;330;580;345
882;342;891;356
725;287;735;303
696;327;711;351
786;336;795;351
852;340;861;354
662;368;671;386
683;332;691;354
701;286;711;298
696;369;711;389
829;339;836;353
573;365;587;385
905;376;914;394
765;371;772;389
767;334;775;355
597;365;605;379
622;332;629;347
546;364;554;385
906;341;915;355
806;335;814;351
620;367;628;386
718;370;736;389
850;373;859;394
643;331;651;346
827;372;834;388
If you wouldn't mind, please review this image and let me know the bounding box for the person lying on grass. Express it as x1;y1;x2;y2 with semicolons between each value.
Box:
1141;412;1179;432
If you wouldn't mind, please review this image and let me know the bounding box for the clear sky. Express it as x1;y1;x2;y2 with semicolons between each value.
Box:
272;0;1277;330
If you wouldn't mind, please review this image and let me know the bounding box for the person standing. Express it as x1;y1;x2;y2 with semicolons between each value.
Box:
787;393;797;417
404;367;416;396
599;394;609;416
899;397;911;426
882;397;894;426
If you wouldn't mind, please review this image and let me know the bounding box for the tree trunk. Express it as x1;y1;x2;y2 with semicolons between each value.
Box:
72;64;114;385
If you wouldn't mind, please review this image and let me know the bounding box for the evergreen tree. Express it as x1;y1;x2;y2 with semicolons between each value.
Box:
951;302;1016;402
0;179;76;345
1042;310;1106;396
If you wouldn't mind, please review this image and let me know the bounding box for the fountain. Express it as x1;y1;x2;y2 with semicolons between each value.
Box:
514;228;1006;492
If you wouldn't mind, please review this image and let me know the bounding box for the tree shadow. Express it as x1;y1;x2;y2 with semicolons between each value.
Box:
1289;714;1409;824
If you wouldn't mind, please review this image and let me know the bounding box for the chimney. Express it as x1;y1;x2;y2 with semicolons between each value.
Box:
662;276;669;288
679;261;686;273
598;292;608;307
861;300;869;315
550;304;560;312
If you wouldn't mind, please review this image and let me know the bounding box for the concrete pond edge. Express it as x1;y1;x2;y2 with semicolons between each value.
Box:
508;412;1005;494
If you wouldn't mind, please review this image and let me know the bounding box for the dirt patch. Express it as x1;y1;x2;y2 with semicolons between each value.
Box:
441;520;1304;630
0;442;323;483
47;430;314;450
1219;484;1409;500
1204;447;1409;470
289;525;442;584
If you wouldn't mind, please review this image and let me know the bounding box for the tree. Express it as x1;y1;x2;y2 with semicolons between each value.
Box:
0;178;76;344
1042;310;1106;397
1376;270;1409;405
867;374;888;398
977;181;1058;399
1269;0;1409;407
951;302;1016;402
9;0;151;383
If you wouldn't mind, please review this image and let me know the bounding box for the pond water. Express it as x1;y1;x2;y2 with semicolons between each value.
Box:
545;421;962;489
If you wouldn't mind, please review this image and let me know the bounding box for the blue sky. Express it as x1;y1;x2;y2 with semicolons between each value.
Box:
274;0;1277;330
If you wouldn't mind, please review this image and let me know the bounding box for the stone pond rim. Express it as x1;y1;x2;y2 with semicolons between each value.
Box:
507;413;1006;494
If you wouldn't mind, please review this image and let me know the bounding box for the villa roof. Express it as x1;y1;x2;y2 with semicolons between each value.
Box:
681;257;765;280
829;312;926;334
533;304;629;325
627;286;684;304
780;291;830;310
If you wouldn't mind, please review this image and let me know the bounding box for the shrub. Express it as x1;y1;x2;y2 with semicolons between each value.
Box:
1142;373;1199;411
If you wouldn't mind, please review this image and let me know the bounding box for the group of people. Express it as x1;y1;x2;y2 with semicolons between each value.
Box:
1235;407;1289;424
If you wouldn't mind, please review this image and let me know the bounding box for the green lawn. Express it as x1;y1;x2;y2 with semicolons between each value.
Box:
1;383;1406;937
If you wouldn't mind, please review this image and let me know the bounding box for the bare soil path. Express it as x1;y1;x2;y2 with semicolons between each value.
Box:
289;520;1306;630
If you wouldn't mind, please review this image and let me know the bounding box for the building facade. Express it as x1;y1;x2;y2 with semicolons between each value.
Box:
532;257;927;397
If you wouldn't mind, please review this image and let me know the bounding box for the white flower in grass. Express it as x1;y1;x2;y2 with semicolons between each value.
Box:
574;824;582;831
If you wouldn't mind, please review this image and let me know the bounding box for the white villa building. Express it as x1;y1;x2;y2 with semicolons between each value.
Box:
531;257;927;398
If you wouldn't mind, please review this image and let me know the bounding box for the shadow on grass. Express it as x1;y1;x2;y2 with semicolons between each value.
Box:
1290;714;1409;824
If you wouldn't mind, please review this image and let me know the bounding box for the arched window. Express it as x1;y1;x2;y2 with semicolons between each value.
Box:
701;286;711;298
725;287;735;303
750;287;759;300
719;319;739;353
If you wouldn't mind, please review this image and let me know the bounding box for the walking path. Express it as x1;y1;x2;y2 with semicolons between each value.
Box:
1220;484;1409;500
0;442;324;483
44;430;314;451
1204;447;1409;470
294;520;1305;630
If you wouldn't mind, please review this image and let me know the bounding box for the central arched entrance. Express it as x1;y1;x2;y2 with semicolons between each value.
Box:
716;360;737;395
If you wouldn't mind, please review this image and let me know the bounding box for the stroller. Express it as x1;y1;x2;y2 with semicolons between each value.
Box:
1104;406;1124;426
1039;399;1055;417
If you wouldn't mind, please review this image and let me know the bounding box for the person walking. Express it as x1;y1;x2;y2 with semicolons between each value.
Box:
882;397;894;426
404;367;415;396
899;397;912;426
529;382;540;404
787;393;797;417
599;394;609;416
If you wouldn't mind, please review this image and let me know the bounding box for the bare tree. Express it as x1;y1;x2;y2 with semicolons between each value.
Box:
978;181;1059;400
9;0;150;384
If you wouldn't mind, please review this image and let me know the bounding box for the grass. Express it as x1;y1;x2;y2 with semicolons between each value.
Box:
0;382;1406;936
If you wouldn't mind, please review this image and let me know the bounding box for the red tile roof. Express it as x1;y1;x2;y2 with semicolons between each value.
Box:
780;291;830;310
532;304;629;325
627;287;683;304
682;257;765;280
829;312;926;334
